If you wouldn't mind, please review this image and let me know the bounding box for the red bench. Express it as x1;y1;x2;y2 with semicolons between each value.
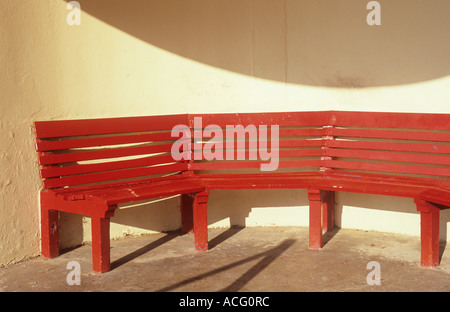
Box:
34;111;450;273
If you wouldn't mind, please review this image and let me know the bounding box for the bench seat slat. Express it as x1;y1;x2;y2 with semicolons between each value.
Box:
67;177;205;206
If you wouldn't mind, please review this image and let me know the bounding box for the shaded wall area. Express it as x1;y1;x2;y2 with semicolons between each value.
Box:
74;0;450;87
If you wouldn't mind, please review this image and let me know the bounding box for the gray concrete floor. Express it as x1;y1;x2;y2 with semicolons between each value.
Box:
0;226;449;292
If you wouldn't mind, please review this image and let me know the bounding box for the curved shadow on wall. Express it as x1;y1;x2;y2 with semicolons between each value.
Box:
67;0;450;88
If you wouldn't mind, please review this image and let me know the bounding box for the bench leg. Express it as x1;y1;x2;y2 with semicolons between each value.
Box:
415;199;440;267
193;191;209;251
91;216;111;273
41;208;60;259
180;194;195;233
308;189;322;249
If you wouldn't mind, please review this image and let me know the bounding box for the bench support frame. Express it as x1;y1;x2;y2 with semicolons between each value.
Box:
415;199;441;267
308;189;335;250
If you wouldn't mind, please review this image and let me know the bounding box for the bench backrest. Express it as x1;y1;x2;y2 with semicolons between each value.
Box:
34;111;450;190
189;111;450;184
188;111;328;174
34;114;190;190
325;111;450;182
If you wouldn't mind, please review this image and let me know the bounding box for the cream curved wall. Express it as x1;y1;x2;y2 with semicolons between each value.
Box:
1;0;449;266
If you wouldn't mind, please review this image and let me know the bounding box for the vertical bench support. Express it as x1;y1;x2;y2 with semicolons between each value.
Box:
90;207;116;273
40;191;60;259
308;189;335;249
193;191;209;251
415;199;440;267
308;189;322;249
91;216;111;273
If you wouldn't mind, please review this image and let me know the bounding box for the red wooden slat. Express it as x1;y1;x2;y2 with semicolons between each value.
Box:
39;144;173;165
192;148;322;161
43;162;187;189
325;160;450;178
40;154;180;178
36;131;176;152
331;111;450;131
52;174;190;195
192;160;322;171
189;111;330;128
327;140;450;154
330;128;450;142
34;114;189;139
327;149;450;166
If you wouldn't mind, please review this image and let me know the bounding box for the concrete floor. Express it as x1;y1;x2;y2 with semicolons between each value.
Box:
0;226;449;292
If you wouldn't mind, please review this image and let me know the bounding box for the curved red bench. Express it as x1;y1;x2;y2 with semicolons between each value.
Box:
34;111;450;272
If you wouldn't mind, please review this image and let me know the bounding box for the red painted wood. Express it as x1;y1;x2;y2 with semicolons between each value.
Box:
43;162;187;189
325;159;450;178
41;154;178;179
331;111;450;130
330;127;450;142
91;216;111;273
308;189;322;249
34;114;189;139
40;191;59;259
415;200;440;267
327;139;450;154
36;131;175;152
327;148;450;167
189;111;330;129
191;160;322;171
39;143;174;166
193;191;209;251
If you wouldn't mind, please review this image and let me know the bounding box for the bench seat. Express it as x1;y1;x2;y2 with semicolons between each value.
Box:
51;176;204;206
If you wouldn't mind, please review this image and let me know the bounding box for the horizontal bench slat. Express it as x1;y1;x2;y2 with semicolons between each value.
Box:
34;114;188;139
192;111;329;128
331;111;450;130
330;128;450;142
43;162;187;189
327;140;450;154
326;160;450;178
36;131;175;152
192;148;322;160
40;154;180;178
327;148;450;166
192;160;322;171
39;144;173;165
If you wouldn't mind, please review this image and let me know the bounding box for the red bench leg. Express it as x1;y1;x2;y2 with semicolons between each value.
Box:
91;216;111;273
41;208;60;259
308;189;322;249
193;191;209;251
180;193;195;233
322;191;335;232
415;199;440;267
